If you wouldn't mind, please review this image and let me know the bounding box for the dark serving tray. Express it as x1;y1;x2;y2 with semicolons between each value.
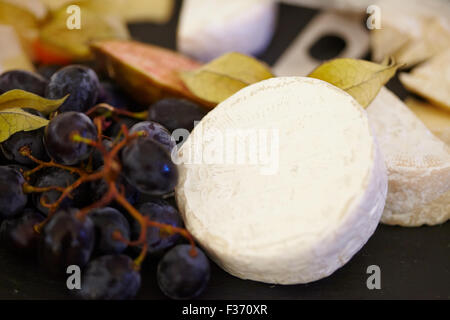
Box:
0;1;448;300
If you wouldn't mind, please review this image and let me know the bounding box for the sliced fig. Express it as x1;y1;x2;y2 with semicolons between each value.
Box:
91;40;213;107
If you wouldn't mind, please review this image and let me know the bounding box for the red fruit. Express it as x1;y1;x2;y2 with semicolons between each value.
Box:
32;39;72;65
91;40;213;107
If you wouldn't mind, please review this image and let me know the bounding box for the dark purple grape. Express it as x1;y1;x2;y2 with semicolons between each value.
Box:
0;166;28;219
1;128;47;166
39;208;94;274
44;111;97;165
0;70;48;96
129;121;176;154
148;98;208;132
132;200;183;256
106;116;140;138
5;163;39;186
90;168;139;207
0;208;44;255
32;167;90;216
90;207;130;255
45;65;100;113
6;163;29;173
157;245;210;300
37;65;62;80
0;148;9;165
78;255;141;300
121;138;178;196
97;80;138;110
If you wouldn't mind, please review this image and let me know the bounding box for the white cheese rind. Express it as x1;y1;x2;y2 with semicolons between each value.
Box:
177;0;277;62
175;77;388;284
367;87;450;226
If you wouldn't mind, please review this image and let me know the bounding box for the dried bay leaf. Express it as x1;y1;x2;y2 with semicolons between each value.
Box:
180;52;274;105
180;71;248;104
0;89;68;114
0;108;48;142
308;58;400;108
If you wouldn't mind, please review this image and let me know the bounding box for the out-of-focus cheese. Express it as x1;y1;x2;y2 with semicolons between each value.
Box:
176;77;387;284
400;50;450;112
367;87;450;226
177;0;277;62
370;0;450;66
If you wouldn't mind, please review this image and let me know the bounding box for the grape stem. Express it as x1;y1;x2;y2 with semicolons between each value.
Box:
86;103;148;120
23;182;67;194
20;146;87;177
22;110;197;265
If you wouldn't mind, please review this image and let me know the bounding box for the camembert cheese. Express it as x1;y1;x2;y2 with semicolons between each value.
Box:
176;77;387;284
177;0;277;62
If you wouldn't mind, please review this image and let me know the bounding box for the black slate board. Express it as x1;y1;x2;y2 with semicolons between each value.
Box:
0;1;449;300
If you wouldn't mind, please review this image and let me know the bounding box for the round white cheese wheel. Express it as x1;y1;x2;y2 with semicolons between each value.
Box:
175;77;388;284
177;0;277;62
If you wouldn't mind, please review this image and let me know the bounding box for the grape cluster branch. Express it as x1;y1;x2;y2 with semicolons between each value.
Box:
20;110;197;268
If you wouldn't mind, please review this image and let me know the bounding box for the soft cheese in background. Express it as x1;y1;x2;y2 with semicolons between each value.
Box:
370;0;450;66
176;77;387;284
400;50;450;112
406;98;450;146
177;0;277;62
367;87;450;227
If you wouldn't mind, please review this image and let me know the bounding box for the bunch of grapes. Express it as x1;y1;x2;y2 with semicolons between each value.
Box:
0;66;210;300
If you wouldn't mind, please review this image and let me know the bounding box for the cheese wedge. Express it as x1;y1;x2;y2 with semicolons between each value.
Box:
177;0;277;62
367;87;450;226
176;77;387;284
406;98;450;146
370;0;450;66
400;50;450;112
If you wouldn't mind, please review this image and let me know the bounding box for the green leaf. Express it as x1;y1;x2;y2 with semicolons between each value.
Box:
0;108;49;142
0;89;68;114
308;58;400;108
180;52;274;105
